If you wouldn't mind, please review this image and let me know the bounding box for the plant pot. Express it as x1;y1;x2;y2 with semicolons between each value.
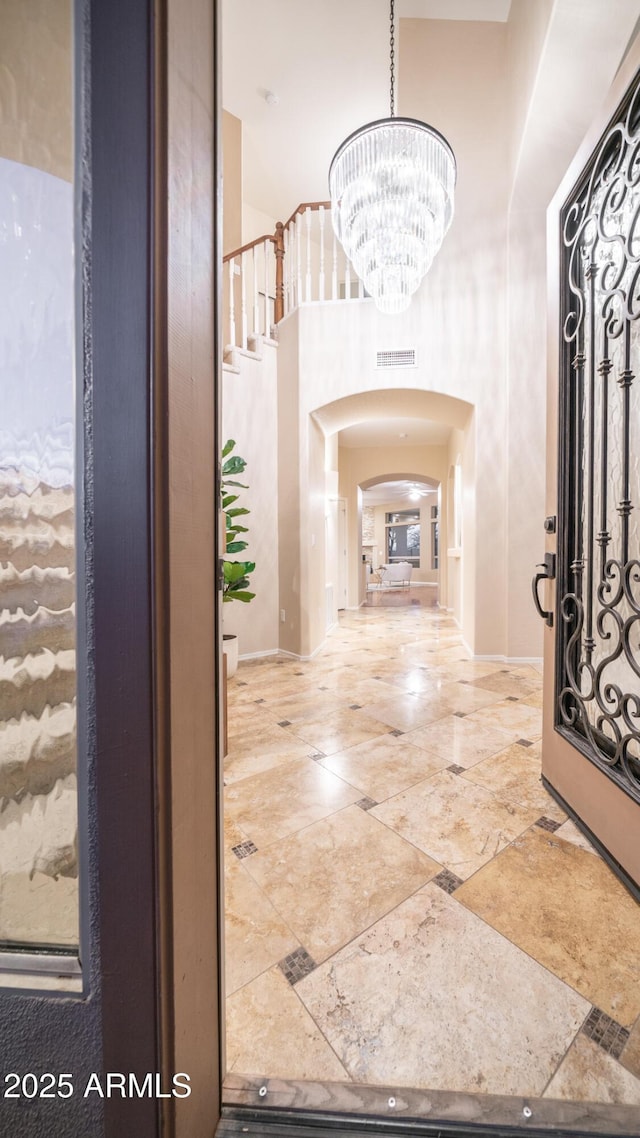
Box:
222;633;239;679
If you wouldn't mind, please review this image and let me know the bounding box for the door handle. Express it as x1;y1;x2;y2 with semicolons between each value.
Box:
532;552;555;627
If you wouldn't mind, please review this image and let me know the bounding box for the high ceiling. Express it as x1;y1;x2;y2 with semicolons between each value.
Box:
222;0;513;221
338;418;450;448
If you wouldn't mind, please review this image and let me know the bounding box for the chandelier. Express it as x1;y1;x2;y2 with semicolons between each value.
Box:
329;0;456;315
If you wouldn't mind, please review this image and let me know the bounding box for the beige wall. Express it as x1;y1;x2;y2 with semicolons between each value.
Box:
302;415;328;655
0;0;72;181
506;0;554;185
222;345;279;657
242;201;278;245
222;109;242;255
277;314;301;654
401;18;509;658
445;424;474;642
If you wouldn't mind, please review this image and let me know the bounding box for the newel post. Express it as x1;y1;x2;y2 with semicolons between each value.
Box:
274;220;285;323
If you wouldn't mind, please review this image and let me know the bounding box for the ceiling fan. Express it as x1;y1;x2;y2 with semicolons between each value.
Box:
405;483;431;502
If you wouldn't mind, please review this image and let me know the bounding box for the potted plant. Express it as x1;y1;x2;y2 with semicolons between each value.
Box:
221;438;255;677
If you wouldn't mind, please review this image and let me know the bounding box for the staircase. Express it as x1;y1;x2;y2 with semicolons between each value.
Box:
223;201;367;353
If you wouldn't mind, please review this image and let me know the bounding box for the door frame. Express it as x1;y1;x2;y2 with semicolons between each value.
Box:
217;28;640;1138
542;32;640;893
0;0;222;1134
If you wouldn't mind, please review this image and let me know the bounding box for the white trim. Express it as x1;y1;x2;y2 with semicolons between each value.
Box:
468;651;544;665
277;641;326;661
238;648;280;661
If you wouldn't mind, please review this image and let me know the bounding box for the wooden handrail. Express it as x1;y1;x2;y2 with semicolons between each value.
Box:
282;200;331;232
222;232;276;264
223;202;333;326
223;202;332;263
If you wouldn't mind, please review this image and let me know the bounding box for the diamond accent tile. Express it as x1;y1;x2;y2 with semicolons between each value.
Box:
448;764;466;775
279;946;317;985
433;868;464;894
349;703;362;710
231;840;259;860
517;739;534;747
582;1007;630;1060
355;796;378;812
389;728;404;737
506;696;519;702
536;816;562;833
454;711;467;718
278;719;292;727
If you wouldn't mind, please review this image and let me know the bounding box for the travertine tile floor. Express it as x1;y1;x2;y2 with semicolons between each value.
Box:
224;602;640;1106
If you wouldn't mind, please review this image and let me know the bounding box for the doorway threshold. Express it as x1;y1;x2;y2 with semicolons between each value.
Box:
220;1075;640;1137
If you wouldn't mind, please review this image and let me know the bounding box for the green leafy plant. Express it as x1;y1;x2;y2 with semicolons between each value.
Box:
221;438;255;604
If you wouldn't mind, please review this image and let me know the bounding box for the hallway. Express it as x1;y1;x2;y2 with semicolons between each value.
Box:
223;605;640;1108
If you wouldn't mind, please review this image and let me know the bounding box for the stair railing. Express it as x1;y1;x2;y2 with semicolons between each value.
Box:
223;201;364;351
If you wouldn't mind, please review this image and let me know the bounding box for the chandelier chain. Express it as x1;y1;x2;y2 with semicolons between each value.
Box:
389;0;395;117
328;0;456;314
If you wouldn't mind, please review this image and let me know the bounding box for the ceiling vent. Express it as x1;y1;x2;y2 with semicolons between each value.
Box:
375;349;416;369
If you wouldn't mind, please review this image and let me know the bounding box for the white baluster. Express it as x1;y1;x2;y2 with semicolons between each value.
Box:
263;239;269;336
229;257;236;347
344;253;351;301
284;226;290;315
358;272;364;300
319;205;326;301
253;246;260;338
296;215;302;307
332;230;338;301
305;208;312;302
241;250;248;349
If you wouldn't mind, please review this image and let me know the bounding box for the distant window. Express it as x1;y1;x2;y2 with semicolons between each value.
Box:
385;509;420;567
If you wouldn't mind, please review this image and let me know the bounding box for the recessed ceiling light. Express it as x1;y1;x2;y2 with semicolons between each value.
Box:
264;91;280;106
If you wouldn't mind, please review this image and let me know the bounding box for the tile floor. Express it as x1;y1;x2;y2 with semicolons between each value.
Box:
223;602;640;1108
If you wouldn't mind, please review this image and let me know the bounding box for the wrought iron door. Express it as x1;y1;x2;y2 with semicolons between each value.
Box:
555;78;640;809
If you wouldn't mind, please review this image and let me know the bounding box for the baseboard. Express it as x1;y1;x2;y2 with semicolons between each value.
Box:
469;652;544;665
238;648;280;661
277;641;326;662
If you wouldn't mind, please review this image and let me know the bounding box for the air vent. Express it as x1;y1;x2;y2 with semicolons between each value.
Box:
375;349;416;369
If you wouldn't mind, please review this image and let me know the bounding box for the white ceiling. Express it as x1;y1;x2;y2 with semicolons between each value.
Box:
338;417;451;448
222;0;513;221
362;478;438;506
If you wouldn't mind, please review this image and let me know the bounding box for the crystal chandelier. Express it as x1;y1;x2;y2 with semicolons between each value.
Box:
329;0;456;315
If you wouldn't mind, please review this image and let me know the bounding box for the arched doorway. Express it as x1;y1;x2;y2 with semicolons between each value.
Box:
359;474;441;608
